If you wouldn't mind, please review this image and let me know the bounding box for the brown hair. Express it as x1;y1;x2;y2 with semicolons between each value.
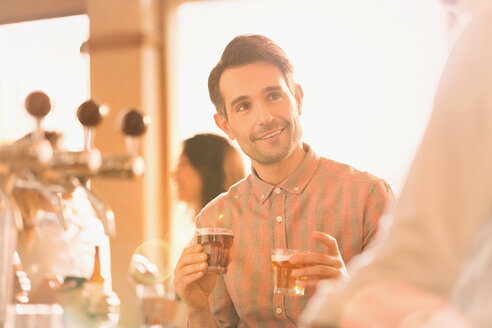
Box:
182;133;245;209
208;34;295;119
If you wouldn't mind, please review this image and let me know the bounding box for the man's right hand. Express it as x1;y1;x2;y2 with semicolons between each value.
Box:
173;244;217;313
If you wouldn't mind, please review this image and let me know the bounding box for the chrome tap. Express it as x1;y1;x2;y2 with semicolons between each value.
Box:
93;108;149;179
0;91;149;327
0;178;23;327
14;174;68;230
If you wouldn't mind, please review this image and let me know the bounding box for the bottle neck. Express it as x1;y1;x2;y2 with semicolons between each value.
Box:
90;245;104;283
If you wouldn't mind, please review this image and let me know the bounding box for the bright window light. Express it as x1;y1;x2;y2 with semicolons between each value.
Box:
176;0;448;193
0;15;90;150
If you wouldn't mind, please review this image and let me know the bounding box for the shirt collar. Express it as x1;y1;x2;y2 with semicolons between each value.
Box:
249;143;319;203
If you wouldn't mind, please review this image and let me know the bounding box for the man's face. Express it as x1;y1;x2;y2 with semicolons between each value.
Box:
215;61;303;165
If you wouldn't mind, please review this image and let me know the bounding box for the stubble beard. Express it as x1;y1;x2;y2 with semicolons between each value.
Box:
240;119;302;165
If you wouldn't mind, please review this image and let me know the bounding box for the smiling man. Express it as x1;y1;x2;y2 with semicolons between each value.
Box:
173;34;393;327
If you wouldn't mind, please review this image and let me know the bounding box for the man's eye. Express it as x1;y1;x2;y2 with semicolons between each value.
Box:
236;103;250;112
267;92;281;101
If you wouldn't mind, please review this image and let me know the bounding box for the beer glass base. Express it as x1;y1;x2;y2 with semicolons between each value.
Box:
273;288;305;296
206;266;228;274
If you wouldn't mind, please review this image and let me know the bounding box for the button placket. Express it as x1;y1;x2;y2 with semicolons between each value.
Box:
273;190;286;248
272;190;287;319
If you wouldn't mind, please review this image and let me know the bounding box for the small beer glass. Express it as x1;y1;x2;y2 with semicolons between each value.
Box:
271;249;307;296
196;228;234;274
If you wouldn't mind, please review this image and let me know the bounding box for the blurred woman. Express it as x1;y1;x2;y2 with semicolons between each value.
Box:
173;133;246;215
137;133;245;327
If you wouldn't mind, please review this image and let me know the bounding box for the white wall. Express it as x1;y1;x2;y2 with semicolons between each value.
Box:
175;0;449;194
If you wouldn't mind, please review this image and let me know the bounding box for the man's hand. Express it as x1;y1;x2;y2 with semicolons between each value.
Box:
289;231;349;289
173;244;217;313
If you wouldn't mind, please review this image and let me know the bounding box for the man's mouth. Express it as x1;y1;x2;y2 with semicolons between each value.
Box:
258;128;283;140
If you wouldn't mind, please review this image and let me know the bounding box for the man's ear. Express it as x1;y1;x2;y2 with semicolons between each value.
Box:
294;84;304;115
214;113;236;140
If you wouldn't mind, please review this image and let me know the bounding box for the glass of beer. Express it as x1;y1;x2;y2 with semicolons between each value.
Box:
271;249;307;296
196;228;234;274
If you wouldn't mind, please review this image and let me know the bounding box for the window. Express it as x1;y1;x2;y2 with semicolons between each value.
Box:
175;0;448;192
0;15;90;150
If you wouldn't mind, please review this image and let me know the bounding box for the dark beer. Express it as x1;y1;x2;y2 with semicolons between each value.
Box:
196;228;234;274
271;249;307;295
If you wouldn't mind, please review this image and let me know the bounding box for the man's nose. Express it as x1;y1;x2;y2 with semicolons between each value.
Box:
256;103;274;124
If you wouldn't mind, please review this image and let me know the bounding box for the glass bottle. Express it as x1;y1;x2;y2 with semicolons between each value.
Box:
86;245;106;316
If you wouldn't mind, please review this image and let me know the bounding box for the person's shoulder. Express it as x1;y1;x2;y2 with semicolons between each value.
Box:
317;157;383;186
316;157;394;205
226;175;251;198
196;175;251;220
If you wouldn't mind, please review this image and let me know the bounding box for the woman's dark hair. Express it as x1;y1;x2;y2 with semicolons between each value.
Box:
182;133;245;209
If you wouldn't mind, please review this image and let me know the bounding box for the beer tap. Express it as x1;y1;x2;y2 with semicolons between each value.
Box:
0;91;53;170
60;99;114;236
78;107;148;236
0;91;150;326
0;91;68;230
77;99;105;152
0;91;55;326
14;171;69;230
122;109;149;157
48;100;104;178
83;107;148;237
25;91;51;142
95;109;149;178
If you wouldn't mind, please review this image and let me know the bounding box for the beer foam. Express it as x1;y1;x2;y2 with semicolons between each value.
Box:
196;228;233;236
271;254;291;262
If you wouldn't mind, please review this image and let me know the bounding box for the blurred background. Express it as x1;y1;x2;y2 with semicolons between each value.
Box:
0;0;453;326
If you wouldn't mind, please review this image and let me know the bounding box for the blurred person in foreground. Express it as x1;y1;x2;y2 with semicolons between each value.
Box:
299;1;492;327
136;133;245;327
173;34;394;327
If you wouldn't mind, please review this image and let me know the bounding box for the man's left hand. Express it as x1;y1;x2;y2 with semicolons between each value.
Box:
289;231;349;289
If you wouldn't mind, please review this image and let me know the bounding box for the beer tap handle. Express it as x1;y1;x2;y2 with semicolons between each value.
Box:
91;109;148;178
0;91;54;168
122;109;149;156
77;100;106;152
46;100;106;178
25;91;52;141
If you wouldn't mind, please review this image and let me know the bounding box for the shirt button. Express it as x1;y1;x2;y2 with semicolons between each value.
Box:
260;194;265;199
276;216;283;223
294;186;299;192
274;187;281;194
275;307;283;314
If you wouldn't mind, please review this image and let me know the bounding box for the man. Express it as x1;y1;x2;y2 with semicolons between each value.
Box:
299;1;492;327
173;34;393;327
